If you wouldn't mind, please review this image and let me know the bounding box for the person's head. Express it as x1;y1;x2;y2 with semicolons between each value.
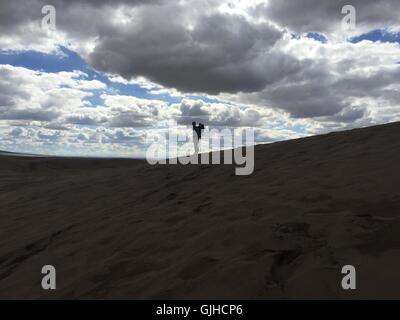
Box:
192;121;196;127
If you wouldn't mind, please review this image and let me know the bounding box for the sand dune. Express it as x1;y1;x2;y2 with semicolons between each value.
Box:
1;122;400;299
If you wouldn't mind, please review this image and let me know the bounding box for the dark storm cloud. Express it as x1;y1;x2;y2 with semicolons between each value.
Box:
88;11;298;94
2;0;400;125
51;0;158;6
1;108;60;121
320;106;367;123
333;66;400;99
0;0;159;43
259;83;345;118
243;58;349;118
256;0;400;34
1;0;299;95
240;53;400;120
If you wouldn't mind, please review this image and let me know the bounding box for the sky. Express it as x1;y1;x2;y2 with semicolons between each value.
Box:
1;0;400;157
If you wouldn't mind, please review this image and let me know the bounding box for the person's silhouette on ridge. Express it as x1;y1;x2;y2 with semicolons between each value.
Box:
192;121;204;155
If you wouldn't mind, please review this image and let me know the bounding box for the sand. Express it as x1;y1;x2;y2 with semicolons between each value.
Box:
1;122;400;299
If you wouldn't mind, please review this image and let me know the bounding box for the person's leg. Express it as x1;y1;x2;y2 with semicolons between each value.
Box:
198;137;201;154
191;133;199;164
194;136;199;155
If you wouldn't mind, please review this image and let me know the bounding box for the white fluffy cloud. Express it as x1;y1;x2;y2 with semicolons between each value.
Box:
0;65;103;121
2;64;303;156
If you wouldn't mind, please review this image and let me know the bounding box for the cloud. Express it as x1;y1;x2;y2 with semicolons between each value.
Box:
0;0;160;51
2;108;61;121
9;127;23;137
0;0;299;95
0;65;106;123
88;11;296;94
101;94;176;128
2;0;400;156
65;113;105;126
256;0;400;37
231;38;400;124
175;98;268;127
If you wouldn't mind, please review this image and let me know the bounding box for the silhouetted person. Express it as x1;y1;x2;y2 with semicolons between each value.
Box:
192;121;204;155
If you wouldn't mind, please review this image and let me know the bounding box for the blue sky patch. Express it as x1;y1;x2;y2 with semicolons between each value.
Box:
305;32;328;44
0;46;184;105
290;32;328;43
350;29;400;44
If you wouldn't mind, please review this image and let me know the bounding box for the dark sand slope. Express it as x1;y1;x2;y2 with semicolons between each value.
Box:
1;122;400;299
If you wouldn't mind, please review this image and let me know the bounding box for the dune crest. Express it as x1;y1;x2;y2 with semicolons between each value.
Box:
1;122;400;299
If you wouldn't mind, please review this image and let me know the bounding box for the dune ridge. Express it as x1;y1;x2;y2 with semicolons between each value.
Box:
1;122;400;299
